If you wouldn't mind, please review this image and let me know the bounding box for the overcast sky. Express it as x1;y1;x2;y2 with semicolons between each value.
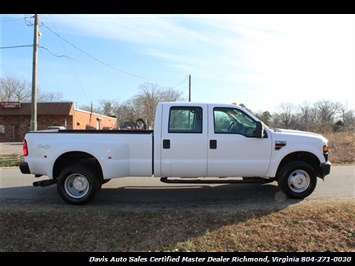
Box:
1;14;354;113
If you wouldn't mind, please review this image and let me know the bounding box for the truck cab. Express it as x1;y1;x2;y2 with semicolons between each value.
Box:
154;103;270;178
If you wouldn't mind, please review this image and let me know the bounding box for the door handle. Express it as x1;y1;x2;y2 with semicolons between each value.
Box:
210;139;217;149
163;139;170;149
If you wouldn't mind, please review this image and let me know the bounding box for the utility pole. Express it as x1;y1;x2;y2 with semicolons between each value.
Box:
188;74;191;102
31;14;39;131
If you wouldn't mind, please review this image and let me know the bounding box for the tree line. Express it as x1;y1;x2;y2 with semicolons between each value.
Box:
79;82;184;129
250;100;355;132
0;74;64;102
1;74;354;132
0;74;184;130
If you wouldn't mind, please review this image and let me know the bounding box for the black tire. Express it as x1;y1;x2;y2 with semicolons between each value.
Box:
57;165;101;205
277;161;317;199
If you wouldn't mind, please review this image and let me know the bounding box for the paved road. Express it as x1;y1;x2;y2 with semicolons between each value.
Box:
0;166;353;211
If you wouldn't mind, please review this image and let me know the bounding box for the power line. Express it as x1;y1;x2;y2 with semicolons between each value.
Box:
171;75;189;89
40;21;161;82
0;42;189;89
39;44;189;89
0;45;33;49
38;45;148;81
3;15;189;92
40;20;189;88
46;15;90;106
24;14;33;26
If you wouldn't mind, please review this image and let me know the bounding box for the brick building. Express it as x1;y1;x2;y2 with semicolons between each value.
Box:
0;102;117;142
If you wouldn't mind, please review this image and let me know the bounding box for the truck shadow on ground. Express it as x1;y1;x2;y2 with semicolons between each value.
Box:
0;182;303;211
94;182;302;211
0;183;304;252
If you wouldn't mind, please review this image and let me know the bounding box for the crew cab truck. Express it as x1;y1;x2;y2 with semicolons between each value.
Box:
19;102;331;205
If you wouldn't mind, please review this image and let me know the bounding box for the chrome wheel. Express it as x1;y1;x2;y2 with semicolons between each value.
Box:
288;169;310;193
278;161;317;199
57;165;100;205
64;173;90;198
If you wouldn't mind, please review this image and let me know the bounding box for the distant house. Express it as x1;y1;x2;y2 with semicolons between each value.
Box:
0;102;117;142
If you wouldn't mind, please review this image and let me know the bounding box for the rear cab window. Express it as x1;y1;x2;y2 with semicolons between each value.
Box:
168;107;203;133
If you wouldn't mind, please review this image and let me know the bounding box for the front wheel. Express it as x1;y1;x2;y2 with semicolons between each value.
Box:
277;161;317;199
57;165;101;205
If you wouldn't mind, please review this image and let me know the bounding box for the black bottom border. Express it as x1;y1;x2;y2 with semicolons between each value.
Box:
1;252;354;264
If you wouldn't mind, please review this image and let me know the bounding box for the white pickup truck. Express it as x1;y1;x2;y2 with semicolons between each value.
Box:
19;102;331;205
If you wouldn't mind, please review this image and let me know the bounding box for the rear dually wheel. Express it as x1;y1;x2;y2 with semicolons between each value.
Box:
57;165;101;205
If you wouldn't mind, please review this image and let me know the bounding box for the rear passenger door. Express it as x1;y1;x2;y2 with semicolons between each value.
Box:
160;105;208;177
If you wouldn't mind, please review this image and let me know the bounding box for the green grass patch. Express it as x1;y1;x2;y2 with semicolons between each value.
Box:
0;155;23;167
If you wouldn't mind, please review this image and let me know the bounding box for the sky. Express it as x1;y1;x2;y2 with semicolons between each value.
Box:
1;14;355;113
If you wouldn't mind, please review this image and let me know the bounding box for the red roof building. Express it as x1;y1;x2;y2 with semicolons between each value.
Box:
0;102;117;142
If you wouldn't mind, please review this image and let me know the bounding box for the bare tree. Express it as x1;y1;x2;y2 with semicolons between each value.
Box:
343;109;355;128
115;82;184;129
315;99;342;124
238;103;254;114
116;100;136;129
97;99;120;117
255;111;272;126
1;74;65;103
131;82;184;129
338;103;355;128
272;103;297;129
0;74;31;102
298;101;316;131
37;91;64;102
54;81;183;126
79;103;101;114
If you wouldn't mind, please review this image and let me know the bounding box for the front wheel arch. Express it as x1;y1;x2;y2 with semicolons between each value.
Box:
57;164;101;205
277;161;317;199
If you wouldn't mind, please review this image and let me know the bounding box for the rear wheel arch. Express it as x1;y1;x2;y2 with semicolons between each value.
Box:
53;151;103;181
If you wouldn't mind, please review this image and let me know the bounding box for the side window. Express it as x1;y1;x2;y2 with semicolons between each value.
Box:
213;107;257;137
0;125;4;134
214;110;232;133
168;107;202;133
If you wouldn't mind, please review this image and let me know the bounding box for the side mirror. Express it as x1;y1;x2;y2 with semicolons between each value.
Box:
255;121;264;138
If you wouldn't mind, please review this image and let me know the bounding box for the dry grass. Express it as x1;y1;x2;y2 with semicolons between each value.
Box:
0;200;354;252
323;131;355;164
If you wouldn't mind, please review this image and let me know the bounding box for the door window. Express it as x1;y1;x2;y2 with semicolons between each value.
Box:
168;107;202;133
213;107;257;137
